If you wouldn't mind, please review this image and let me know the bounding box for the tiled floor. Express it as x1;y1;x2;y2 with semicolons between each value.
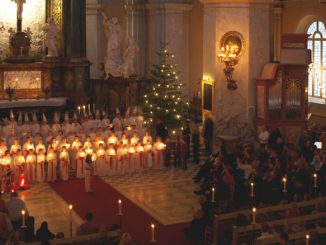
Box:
3;183;83;237
102;164;201;225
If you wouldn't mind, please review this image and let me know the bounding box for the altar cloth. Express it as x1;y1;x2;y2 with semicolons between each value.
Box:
0;97;67;109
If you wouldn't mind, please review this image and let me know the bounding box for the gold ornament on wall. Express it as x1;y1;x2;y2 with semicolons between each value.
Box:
217;31;245;90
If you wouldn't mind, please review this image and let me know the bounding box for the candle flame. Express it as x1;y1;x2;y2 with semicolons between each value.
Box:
282;177;286;182
306;234;309;239
69;204;73;210
253;207;256;213
118;199;121;204
151;224;155;228
21;210;25;215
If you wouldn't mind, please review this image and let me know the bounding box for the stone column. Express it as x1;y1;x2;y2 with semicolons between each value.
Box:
86;0;101;79
273;7;283;62
146;2;192;94
125;0;147;78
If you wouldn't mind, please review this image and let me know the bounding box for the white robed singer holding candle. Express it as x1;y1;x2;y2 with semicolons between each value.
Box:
10;139;21;155
127;143;136;174
13;150;25;184
59;146;70;181
85;153;95;193
25;150;36;184
135;142;144;172
106;144;117;176
36;149;46;182
95;144;106;176
75;147;86;178
116;142;126;174
143;140;153;168
71;137;82;170
153;137;166;169
35;138;46;154
47;148;57;182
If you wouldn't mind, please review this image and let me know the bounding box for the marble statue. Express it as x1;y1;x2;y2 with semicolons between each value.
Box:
11;0;26;20
122;36;139;78
102;12;123;78
43;17;58;57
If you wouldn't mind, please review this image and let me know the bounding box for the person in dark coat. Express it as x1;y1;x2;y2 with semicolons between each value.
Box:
203;114;214;155
155;118;168;141
35;222;55;244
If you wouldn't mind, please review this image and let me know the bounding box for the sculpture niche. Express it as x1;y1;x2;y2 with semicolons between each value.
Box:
101;12;139;79
5;0;35;63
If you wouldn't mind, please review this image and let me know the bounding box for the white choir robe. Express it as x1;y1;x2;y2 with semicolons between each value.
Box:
0;146;7;158
36;154;46;182
83;142;93;150
71;141;82;169
10;145;21;155
135;146;144;172
46;154;57;182
116;148;126;175
31;123;40;136
153;143;165;169
0;156;12;179
130;137;140;146
40;124;51;140
106;149;117;176
51;124;61;136
143;145;153;168
78;133;86;143
127;147;136;173
35;144;46;154
59;152;70;181
22;143;35;157
75;151;86;179
2;125;13;141
25;155;36;184
95;150;106;176
13;155;25;183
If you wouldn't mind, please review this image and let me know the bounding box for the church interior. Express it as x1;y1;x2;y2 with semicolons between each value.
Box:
0;0;326;244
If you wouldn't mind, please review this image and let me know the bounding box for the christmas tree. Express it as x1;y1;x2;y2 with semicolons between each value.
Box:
143;44;189;131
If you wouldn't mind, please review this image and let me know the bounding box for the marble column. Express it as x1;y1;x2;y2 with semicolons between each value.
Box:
201;0;271;127
273;7;283;62
146;2;192;94
125;0;147;78
86;0;101;79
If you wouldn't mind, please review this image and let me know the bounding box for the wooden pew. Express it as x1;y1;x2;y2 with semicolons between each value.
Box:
212;197;326;245
21;230;121;245
232;212;326;245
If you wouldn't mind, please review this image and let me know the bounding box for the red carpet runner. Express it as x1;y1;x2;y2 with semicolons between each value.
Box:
49;177;191;245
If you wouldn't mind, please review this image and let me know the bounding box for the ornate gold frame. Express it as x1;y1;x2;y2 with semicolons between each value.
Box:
201;78;215;113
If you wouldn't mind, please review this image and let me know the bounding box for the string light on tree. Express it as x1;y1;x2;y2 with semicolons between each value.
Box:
143;43;189;130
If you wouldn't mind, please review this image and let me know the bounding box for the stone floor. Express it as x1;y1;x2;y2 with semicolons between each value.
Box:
102;164;201;225
2;163;200;237
3;183;83;237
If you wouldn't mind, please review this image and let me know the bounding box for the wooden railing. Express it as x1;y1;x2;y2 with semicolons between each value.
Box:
211;197;326;245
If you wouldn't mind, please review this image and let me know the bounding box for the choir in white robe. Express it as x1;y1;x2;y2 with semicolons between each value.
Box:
153;142;166;169
75;150;86;179
59;151;70;181
135;145;144;172
143;144;153;168
47;152;57;182
25;154;36;184
13;154;25;183
116;146;127;174
106;148;117;176
36;153;46;182
95;148;106;176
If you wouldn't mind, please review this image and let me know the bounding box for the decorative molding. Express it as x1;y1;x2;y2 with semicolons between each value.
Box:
146;3;192;13
200;0;273;4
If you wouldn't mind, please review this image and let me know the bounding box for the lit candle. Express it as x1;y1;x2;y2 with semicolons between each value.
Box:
252;207;256;224
313;173;317;188
211;187;215;203
69;204;73;237
150;223;156;242
83;105;86;115
306;234;309;245
250;182;254;197
88;104;91;114
21;210;26;228
282;177;287;193
78;106;81;115
118;199;122;215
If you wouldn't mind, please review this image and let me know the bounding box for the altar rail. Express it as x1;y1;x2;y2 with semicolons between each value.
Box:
21;230;121;245
211;197;326;244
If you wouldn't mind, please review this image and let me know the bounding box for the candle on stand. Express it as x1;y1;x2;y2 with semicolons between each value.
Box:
150;223;156;242
211;187;215;203
252;208;256;224
118;199;122;215
306;234;309;245
282;177;287;193
21;210;26;228
83;105;86;115
69;204;73;237
78;106;81;115
313;173;317;188
250;182;254;197
93;104;95;113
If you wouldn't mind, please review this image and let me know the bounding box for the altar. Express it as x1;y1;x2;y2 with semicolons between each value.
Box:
0;97;67;109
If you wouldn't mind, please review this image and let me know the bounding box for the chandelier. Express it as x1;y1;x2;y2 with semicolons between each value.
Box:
217;44;240;90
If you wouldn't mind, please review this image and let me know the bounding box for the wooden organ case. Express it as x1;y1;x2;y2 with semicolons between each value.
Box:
255;34;310;135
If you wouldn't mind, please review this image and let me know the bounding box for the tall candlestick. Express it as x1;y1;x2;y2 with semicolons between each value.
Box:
21;210;26;228
211;187;215;203
252;208;256;224
250;182;254;197
306;234;309;245
118;199;122;215
313;173;317;188
69;204;73;237
83;105;86;115
78;106;81;115
282;177;287;193
150;223;156;242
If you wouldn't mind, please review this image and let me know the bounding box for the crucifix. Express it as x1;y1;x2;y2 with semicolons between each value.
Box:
11;0;26;32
